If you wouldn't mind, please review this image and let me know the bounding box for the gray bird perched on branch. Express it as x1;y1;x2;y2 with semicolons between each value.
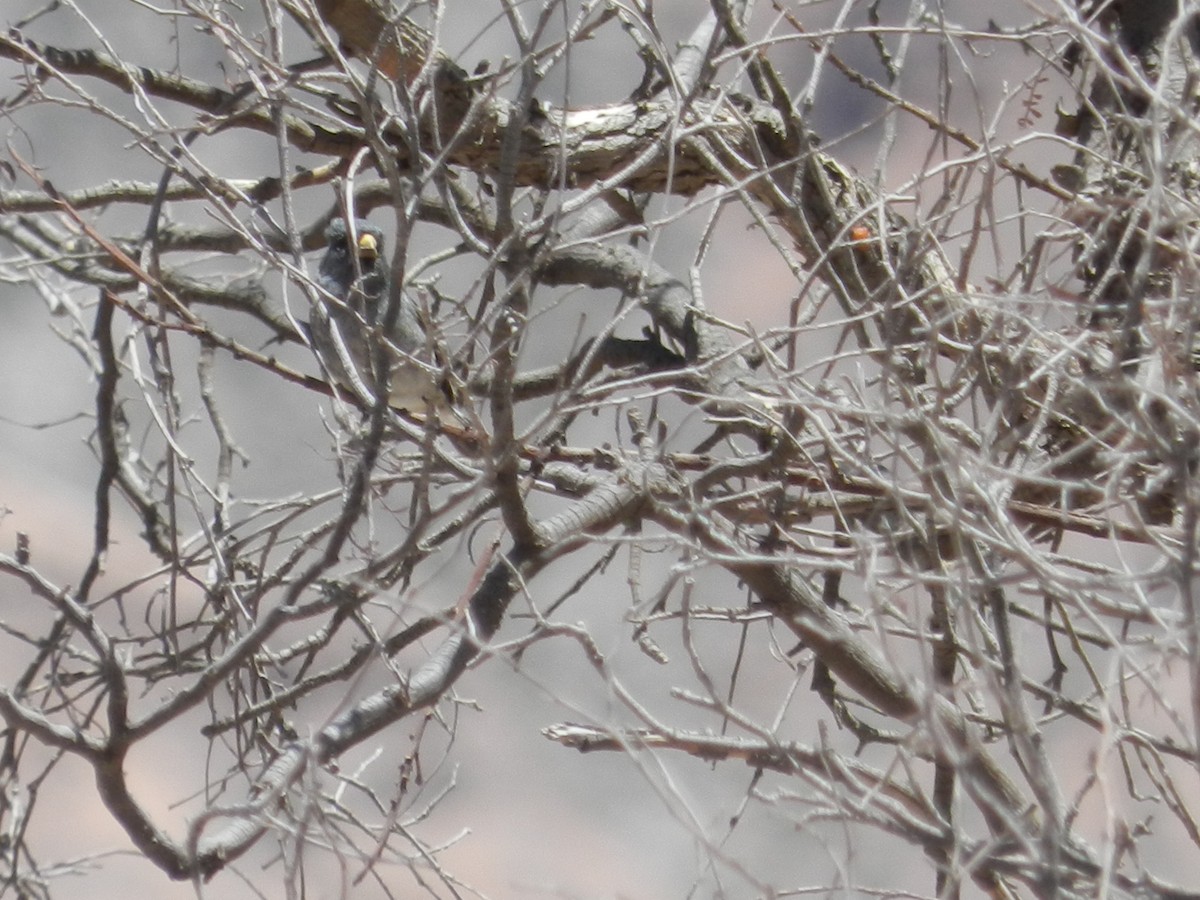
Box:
311;217;463;423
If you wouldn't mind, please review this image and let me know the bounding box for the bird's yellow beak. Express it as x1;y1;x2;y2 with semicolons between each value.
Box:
357;232;379;260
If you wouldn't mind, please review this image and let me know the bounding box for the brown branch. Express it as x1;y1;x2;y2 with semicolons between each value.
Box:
0;26;790;194
187;463;654;875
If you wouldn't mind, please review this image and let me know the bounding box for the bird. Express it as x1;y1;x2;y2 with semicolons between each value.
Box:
311;217;462;423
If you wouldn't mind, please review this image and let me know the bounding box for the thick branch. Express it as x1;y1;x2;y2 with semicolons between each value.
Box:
185;464;654;876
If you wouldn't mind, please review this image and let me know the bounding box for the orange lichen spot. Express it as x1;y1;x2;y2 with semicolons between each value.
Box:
849;225;871;242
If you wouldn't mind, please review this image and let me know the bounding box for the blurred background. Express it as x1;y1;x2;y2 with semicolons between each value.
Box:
0;1;1104;897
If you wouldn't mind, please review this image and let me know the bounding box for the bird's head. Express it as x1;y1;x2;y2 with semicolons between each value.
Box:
318;218;385;290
